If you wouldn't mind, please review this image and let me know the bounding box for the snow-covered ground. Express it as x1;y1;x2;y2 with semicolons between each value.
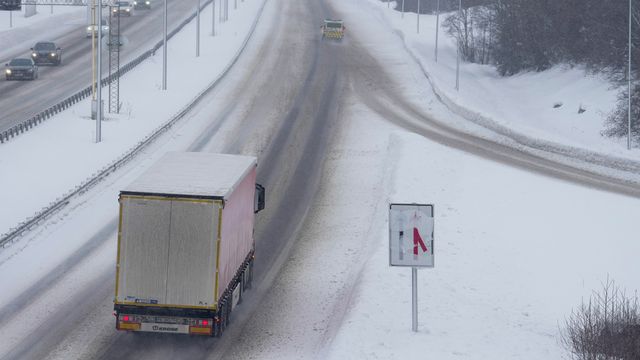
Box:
322;105;640;359
318;1;640;359
0;0;638;358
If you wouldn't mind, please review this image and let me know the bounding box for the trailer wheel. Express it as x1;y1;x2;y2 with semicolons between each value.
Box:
213;319;221;337
246;262;254;289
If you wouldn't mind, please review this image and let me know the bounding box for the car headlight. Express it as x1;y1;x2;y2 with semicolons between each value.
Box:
51;53;56;57
87;26;92;30
145;1;149;4
133;1;137;4
125;8;130;11
31;53;37;57
5;69;11;75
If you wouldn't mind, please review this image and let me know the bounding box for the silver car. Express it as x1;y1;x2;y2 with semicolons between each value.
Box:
112;1;134;16
86;18;110;38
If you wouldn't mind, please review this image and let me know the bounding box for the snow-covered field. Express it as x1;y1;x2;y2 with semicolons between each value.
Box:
323;105;640;359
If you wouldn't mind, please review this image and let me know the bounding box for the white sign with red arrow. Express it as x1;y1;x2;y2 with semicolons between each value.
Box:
389;203;434;267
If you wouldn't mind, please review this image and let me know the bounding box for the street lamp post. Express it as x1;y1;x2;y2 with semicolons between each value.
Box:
435;0;440;62
212;0;215;36
162;0;167;90
629;0;633;149
96;2;103;142
417;0;420;33
455;0;461;91
196;0;200;57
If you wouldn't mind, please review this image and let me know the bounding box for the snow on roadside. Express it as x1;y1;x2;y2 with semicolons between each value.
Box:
341;0;638;162
323;103;640;360
0;0;264;236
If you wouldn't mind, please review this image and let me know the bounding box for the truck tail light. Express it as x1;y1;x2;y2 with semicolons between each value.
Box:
123;315;130;322
190;319;213;335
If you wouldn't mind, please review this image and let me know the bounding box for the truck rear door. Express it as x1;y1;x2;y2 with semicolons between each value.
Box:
116;196;220;308
166;199;219;307
118;197;172;305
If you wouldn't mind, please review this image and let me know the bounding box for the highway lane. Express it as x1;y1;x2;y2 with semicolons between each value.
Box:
0;0;200;133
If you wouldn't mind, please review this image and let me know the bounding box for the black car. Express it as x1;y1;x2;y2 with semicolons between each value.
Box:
30;41;62;65
133;0;151;9
5;58;38;80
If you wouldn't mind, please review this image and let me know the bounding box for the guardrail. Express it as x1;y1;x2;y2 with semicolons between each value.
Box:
0;0;213;144
0;0;268;247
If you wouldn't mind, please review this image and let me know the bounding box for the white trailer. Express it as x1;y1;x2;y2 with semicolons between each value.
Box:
114;152;265;336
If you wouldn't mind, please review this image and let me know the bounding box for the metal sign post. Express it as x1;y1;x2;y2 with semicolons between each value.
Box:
162;0;167;90
389;203;434;332
416;0;420;34
196;0;200;57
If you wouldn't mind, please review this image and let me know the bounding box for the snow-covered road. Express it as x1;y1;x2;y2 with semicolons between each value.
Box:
0;0;638;358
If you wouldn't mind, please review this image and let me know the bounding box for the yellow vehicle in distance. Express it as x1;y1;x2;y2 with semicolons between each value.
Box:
321;19;345;40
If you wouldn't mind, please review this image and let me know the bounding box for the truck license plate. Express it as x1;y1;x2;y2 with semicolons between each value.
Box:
140;323;189;334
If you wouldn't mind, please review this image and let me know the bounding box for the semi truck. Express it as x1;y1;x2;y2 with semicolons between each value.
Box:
113;152;265;337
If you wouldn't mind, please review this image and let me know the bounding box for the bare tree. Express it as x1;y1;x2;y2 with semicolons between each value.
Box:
443;5;494;64
561;277;640;359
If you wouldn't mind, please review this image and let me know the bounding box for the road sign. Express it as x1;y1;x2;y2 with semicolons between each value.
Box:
389;203;434;268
